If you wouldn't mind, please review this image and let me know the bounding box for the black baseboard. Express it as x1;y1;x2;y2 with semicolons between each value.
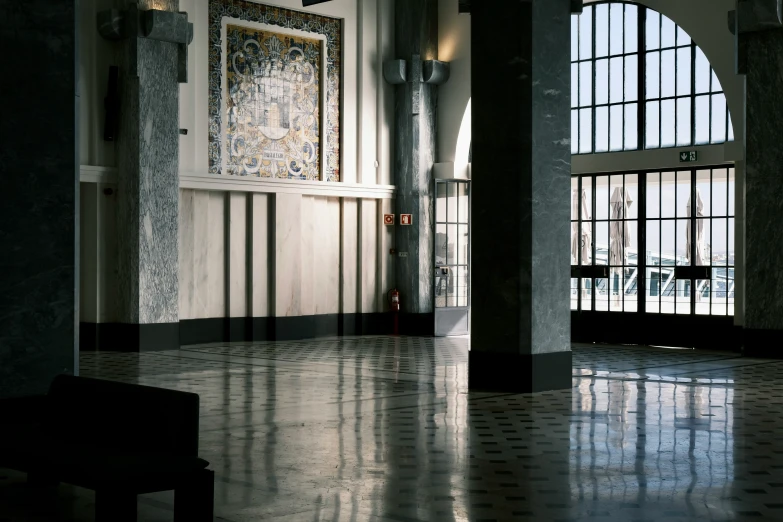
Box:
81;313;435;350
468;351;573;393
80;322;179;352
742;328;783;358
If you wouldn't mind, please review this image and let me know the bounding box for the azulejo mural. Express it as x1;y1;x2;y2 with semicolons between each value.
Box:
209;0;341;181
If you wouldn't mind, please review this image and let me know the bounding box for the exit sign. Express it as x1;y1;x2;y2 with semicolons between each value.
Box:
679;151;698;162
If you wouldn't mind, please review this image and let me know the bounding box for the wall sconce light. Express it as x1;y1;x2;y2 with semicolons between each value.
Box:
422;60;450;85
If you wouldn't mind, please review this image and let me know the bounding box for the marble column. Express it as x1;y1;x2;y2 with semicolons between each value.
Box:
0;0;79;397
740;2;783;354
394;0;437;327
114;0;181;350
469;0;573;392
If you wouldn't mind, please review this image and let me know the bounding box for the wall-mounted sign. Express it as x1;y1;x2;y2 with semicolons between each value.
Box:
383;214;395;225
679;151;698;162
400;214;413;225
398;252;409;257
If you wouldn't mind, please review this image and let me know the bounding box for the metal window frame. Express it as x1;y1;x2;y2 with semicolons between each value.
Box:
570;165;735;317
570;0;732;155
433;179;472;309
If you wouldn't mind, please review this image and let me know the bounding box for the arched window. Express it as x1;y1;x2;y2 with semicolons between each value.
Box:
571;2;733;155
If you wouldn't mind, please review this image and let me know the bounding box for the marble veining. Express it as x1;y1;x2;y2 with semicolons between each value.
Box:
471;0;571;357
393;0;438;314
116;3;180;325
743;28;783;330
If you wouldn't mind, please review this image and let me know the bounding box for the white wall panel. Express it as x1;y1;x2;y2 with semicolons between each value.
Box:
207;191;226;318
341;198;359;314
250;193;271;318
179;189;195;320
275;193;302;317
228;192;247;317
359;199;379;312
300;196;316;316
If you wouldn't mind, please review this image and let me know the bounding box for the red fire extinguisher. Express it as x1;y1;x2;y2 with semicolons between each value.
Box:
388;289;400;335
389;289;400;312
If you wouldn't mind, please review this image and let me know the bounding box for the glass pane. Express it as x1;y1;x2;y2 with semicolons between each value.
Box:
447;224;457;264
610;3;624;56
661;15;676;48
595;278;609;311
625;55;638;102
583;176;593;219
458;224;469;265
711;272;727;315
596;59;609;105
661;171;676;218
458;266;469;307
728;217;735;266
571;278;578;311
711;93;727;143
661;49;675;98
610;57;623;104
571;15;579;62
713;218;727;267
436;183;447;222
713;168;728;217
581;278;593;311
647;172;660;219
646;51;660;99
646;101;660;148
595;221;609;265
700;218;711;266
695;47;710;94
447;183;457;222
676;171;691;218
610;105;623;151
662;219;675;266
610;175;624;218
571;63;579;108
571;221;578;264
596;176;609;220
677;26;691;47
625;5;638;54
579;108;593;153
435;223;447;265
696;169;712;217
695;95;710;144
676;97;692;146
595;106;609;152
625;103;638;150
728;169;735;216
580;6;593;60
677;218;689;266
676;47;692;96
626;174;639;219
646;10;660;50
580;61;593;107
571;110;579;154
647;273;661;314
610;268;622;311
661;98;675;148
458;183;469;223
571;177;578;221
596;4;609;58
695;279;710;315
676;277;690;315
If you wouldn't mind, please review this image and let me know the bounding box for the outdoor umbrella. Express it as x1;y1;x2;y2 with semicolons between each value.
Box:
610;187;633;301
686;189;706;266
571;189;592;265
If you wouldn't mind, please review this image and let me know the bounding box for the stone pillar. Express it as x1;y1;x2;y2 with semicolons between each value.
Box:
469;0;573;392
0;0;79;397
114;0;182;350
393;0;438;329
737;0;783;354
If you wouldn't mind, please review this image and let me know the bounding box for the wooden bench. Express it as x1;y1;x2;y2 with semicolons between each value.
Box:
0;375;214;521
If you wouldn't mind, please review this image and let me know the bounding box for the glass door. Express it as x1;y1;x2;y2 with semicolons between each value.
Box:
434;179;470;336
571;166;736;348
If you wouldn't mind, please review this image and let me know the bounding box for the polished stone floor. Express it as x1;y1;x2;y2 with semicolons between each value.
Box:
3;337;783;521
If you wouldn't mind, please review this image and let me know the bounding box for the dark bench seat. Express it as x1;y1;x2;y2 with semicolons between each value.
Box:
0;375;214;521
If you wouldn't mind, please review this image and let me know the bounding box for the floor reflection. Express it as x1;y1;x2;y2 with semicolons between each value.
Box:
4;338;783;520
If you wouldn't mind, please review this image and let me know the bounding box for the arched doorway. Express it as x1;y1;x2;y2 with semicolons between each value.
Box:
570;1;738;349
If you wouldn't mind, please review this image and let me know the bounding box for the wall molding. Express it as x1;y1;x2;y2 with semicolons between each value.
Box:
79;166;396;199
